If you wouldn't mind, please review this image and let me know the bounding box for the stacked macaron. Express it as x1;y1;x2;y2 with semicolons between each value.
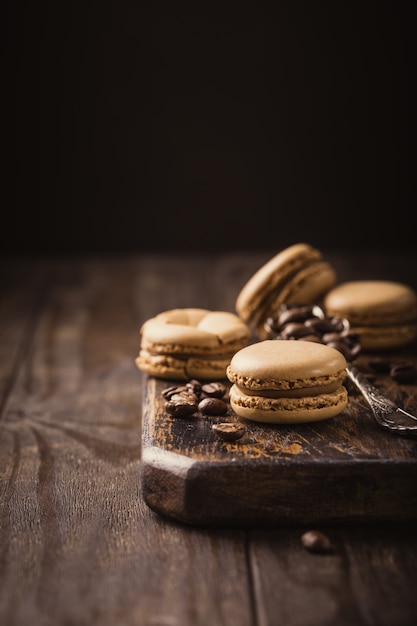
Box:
135;308;250;380
323;280;417;351
226;340;348;424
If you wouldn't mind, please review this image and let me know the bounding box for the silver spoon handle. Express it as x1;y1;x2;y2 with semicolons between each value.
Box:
346;364;417;436
346;365;396;412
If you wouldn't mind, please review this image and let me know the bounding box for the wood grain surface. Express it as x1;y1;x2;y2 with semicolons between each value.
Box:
142;357;417;526
1;251;417;626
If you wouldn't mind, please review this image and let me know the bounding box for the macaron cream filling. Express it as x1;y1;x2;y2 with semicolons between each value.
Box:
250;262;333;332
229;386;347;410
236;246;324;320
233;378;345;398
141;337;248;357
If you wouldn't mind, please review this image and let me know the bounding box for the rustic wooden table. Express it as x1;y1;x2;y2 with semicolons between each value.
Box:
1;249;417;626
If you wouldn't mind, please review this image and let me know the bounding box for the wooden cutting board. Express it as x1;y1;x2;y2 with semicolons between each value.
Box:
141;354;417;527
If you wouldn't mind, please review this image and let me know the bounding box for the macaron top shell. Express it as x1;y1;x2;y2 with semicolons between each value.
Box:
226;340;347;392
140;308;250;352
323;281;417;325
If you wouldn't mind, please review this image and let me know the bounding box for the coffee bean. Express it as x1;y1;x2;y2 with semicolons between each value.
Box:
198;397;228;416
298;334;323;343
344;331;361;345
346;339;362;360
277;304;321;326
301;530;334;554
212;422;246;441
325;340;350;358
390;362;417;384
264;316;280;336
322;331;345;344
328;316;350;333
162;385;185;399
165;398;198;417
305;317;336;334
369;358;417;383
280;322;319;340
187;379;202;395
169;391;198;404
201;382;227;398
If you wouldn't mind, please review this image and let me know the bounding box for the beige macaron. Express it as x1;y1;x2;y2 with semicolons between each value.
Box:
226;340;348;424
235;243;337;339
135;308;250;380
323;280;417;350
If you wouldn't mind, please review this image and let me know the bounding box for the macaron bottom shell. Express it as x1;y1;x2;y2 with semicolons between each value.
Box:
135;351;234;381
229;383;348;424
348;323;417;351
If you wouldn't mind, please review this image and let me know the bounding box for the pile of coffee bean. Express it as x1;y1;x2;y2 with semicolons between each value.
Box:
263;303;362;362
161;379;247;441
162;380;229;417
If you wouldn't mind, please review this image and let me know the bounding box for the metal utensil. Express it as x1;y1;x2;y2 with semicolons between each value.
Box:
346;364;417;437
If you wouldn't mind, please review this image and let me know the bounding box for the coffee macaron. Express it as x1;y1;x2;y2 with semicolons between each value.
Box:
136;308;250;380
235;243;337;339
323;280;417;351
226;340;348;424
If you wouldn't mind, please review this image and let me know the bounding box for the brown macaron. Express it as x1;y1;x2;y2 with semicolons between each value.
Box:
323;280;417;351
235;243;337;339
226;340;348;424
135;308;250;380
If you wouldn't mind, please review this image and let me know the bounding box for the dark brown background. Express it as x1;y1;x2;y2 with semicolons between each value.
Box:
4;1;415;256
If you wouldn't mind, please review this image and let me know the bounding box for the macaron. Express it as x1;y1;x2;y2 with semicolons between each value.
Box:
226;340;348;424
135;308;250;380
235;243;337;339
323;280;417;351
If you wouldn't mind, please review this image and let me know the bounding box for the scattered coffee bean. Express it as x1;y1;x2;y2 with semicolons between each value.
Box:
369;358;417;383
162;385;186;399
169;391;198;404
198;397;228;416
300;530;334;554
201;382;227;398
390;362;417;383
212;422;246;441
165;398;198;417
187;379;202;395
